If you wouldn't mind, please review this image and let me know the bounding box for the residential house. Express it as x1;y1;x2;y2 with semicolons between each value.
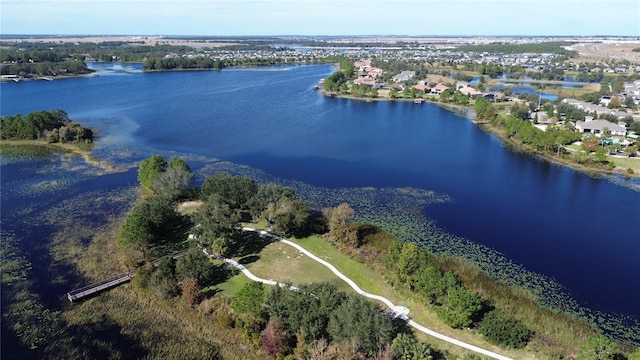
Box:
458;86;484;98
456;81;470;89
575;119;627;137
354;75;377;87
354;59;372;70
413;83;430;92
482;92;505;102
366;67;384;78
431;83;450;95
392;70;416;83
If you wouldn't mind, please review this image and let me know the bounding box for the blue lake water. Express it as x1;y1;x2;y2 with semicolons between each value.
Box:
498;81;584;89
491;85;558;100
2;63;639;326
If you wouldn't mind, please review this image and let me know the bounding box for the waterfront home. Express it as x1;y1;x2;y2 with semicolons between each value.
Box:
354;75;377;87
575;119;627;137
431;83;450;95
562;99;632;121
458;86;484;98
413;83;431;92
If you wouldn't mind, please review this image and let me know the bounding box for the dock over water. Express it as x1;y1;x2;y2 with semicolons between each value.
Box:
67;272;134;302
67;248;191;303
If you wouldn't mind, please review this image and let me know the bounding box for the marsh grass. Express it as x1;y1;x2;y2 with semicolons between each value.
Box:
434;256;596;358
0;143;59;159
1;170;267;359
0;140;117;172
201;161;640;347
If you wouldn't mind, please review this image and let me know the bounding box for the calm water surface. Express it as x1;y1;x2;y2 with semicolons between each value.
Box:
2;63;639;321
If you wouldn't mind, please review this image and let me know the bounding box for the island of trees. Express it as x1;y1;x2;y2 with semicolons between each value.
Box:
113;154;639;359
0;109;93;144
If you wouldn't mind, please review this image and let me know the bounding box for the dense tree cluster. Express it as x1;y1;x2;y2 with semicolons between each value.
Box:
133;249;226;303
143;56;225;70
384;241;484;330
137;155;194;199
0;109;93;144
474;98;498;121
194;173;310;255
1;59;92;77
226;281;430;358
499;115;582;156
118;196;191;263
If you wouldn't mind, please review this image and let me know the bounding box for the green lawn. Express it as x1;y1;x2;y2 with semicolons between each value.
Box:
609;155;640;174
214;272;252;297
221;229;535;359
239;241;348;291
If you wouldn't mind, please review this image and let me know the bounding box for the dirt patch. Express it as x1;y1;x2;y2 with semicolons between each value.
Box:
177;200;203;211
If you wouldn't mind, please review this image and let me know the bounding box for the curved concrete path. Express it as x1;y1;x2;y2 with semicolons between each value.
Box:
224;227;513;360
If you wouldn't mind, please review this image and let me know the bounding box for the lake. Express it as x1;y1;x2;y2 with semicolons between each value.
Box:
1;63;639;331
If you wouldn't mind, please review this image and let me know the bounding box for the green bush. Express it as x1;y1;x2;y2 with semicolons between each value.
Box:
479;310;529;349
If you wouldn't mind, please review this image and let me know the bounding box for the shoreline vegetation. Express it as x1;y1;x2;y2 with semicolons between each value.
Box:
110;160;637;358
0;110;118;171
4;154;639;359
317;74;640;179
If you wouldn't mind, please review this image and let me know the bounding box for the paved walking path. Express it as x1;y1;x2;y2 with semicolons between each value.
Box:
224;227;513;360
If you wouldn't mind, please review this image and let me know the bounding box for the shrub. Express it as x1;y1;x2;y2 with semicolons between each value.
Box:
579;336;620;360
479;310;530;349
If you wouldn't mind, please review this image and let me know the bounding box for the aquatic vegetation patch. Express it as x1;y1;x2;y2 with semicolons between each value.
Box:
0;143;58;163
1;231;62;353
197;159;640;346
5;172;81;199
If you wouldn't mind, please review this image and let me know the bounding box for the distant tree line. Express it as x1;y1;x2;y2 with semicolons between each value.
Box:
2;41;345;77
0;109;93;144
1;59;92;77
143;56;226;70
454;41;577;56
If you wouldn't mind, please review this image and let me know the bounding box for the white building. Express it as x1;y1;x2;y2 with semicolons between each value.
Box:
575;118;626;137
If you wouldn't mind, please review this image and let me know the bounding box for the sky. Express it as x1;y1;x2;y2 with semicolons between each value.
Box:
1;0;639;37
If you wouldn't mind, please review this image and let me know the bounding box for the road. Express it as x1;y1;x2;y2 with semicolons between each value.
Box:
210;227;514;360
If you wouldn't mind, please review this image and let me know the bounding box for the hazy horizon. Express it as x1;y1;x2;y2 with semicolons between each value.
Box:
1;1;639;37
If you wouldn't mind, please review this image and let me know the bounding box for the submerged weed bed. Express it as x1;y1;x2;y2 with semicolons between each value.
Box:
201;160;640;346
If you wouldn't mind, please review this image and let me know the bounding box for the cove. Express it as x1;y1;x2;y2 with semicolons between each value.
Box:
1;63;639;325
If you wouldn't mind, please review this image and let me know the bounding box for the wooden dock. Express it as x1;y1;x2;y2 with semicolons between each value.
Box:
67;248;192;303
67;272;135;302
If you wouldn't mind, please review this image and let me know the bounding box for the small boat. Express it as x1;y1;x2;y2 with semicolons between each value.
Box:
414;99;424;104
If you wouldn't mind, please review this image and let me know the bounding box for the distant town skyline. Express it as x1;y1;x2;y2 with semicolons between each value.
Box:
1;0;639;37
